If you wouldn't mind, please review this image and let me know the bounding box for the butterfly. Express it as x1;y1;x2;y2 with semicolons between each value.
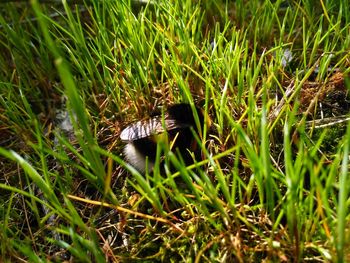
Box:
120;103;207;173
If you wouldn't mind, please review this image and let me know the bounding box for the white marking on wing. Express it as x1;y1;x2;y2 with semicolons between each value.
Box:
123;143;154;173
120;117;186;141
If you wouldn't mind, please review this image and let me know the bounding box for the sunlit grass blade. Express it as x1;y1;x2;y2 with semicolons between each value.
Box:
336;122;350;262
31;0;105;186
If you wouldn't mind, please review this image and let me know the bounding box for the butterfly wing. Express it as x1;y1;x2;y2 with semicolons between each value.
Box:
120;115;190;142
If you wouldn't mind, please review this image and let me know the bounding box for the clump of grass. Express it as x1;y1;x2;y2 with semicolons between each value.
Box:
0;0;349;262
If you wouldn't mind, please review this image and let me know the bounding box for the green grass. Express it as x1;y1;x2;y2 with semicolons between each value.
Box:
0;0;349;261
